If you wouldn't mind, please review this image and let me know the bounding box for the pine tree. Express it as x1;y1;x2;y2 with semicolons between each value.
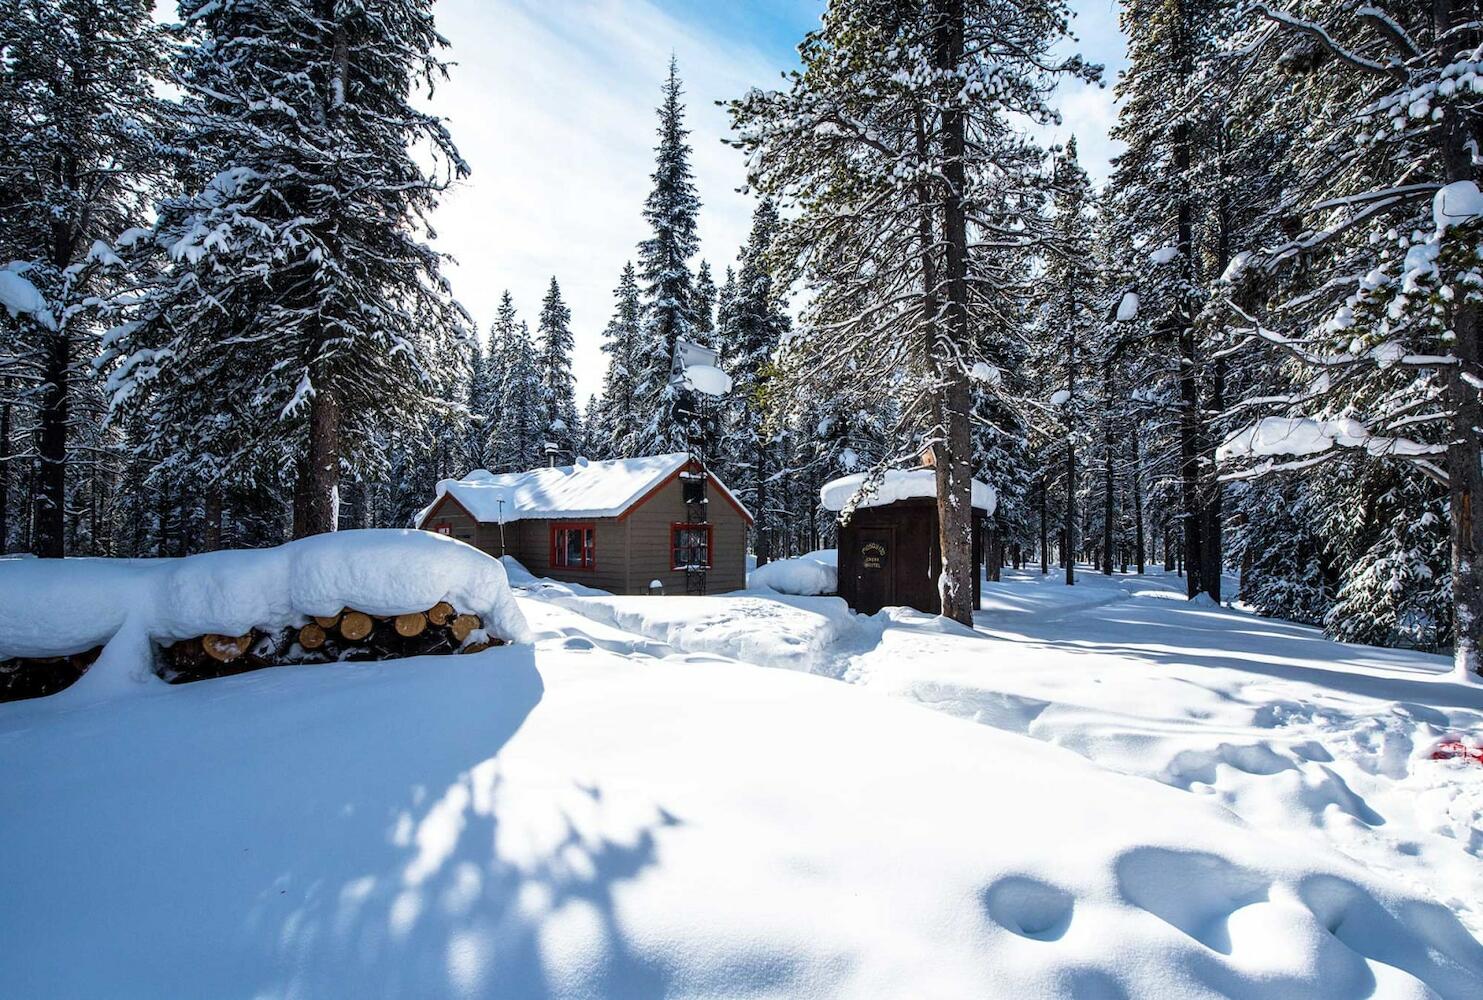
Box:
536;276;580;459
694;259;718;347
0;0;166;556
1217;4;1483;676
596;263;645;459
722;200;791;564
464;334;497;471
101;0;469;539
730;0;1096;622
633;57;702;455
496;320;545;471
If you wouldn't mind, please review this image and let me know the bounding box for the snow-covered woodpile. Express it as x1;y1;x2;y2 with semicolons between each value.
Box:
0;530;530;701
160;602;502;684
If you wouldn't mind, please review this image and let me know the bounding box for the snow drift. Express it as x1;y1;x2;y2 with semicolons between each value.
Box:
747;549;838;596
0;529;530;698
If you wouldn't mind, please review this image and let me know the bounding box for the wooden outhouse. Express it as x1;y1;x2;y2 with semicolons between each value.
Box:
822;469;996;615
416;453;752;595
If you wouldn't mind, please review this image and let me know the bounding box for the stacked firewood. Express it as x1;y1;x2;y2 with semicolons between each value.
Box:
0;647;103;704
161;602;503;684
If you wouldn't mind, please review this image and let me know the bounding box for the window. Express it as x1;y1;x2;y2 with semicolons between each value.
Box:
671;523;713;570
433;523;452;536
551;523;596;571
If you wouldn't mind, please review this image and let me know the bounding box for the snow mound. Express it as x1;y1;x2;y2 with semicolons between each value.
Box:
548;591;862;674
1149;245;1180;265
748;549;838;595
1116;291;1139;322
0;530;529;699
820;468;995;515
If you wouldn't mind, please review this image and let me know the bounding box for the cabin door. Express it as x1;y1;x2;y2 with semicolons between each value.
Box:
853;527;895;614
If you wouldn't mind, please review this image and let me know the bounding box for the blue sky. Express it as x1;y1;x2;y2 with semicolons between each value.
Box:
427;0;1128;400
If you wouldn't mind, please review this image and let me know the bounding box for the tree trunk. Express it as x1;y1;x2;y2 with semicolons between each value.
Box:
1438;0;1483;677
33;326;69;558
1102;366;1115;576
1132;420;1146;574
926;0;976;626
295;386;340;537
0;394;9;555
1038;476;1049;574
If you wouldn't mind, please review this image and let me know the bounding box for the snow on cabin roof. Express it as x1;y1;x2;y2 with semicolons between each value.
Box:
819;468;996;515
418;453;751;526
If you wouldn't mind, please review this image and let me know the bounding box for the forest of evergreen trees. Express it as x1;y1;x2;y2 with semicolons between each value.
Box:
3;1;1479;673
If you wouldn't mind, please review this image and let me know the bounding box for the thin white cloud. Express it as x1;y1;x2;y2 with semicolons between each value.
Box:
427;0;785;400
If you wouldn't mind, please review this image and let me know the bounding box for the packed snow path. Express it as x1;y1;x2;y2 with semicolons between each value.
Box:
539;566;1483;939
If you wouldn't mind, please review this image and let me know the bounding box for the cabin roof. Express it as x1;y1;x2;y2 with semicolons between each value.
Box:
417;453;752;527
820;468;996;515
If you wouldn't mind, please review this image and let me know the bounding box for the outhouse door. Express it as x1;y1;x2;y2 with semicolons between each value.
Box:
853;526;895;614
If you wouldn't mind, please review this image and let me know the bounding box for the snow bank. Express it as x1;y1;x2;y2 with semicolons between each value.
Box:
846;568;1483;944
547;591;862;674
2;599;1481;997
820;467;995;515
0;530;529;698
748;549;838;596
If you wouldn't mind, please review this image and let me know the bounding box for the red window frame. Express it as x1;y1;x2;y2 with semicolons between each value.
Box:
670;522;713;570
433;522;452;536
550;522;596;571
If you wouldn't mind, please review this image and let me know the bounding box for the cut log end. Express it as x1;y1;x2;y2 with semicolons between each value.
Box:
449;614;483;643
427;601;455;626
394;612;428;638
202;633;252;663
313;612;343;629
298;622;327;651
339;611;374;641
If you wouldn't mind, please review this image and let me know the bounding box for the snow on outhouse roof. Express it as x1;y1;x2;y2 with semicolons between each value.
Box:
418;453;752;527
819;468;996;515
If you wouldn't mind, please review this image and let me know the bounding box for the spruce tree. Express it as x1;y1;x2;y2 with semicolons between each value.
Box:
1218;4;1483;676
537;277;580;459
597;263;645;459
723;200;791;564
694;259;718;347
730;0;1095;621
0;0;166;556
101;0;469;538
634;57;702;454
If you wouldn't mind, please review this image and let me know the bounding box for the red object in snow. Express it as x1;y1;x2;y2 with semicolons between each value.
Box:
1430;740;1483;765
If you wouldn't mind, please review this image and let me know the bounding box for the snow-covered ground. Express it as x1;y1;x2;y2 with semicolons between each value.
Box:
533;565;1483;940
2;558;1482;997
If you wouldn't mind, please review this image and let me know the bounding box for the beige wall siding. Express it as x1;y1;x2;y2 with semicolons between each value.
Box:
623;476;749;594
505;517;629;593
422;500;480;546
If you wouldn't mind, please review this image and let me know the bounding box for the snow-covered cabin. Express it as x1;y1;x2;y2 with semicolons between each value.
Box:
416;454;753;594
821;468;996;615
